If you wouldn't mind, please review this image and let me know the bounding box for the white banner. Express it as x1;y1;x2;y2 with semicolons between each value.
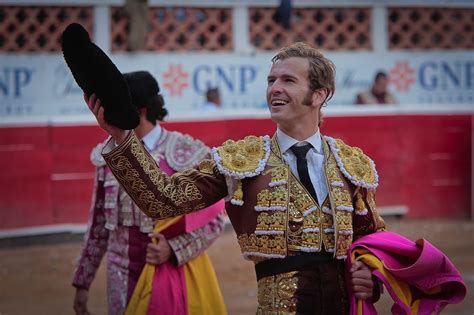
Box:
0;51;473;120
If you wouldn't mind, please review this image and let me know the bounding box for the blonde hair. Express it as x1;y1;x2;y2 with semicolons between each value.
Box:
272;42;336;104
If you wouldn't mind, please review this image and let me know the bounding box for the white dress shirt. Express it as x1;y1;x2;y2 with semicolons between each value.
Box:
103;127;162;154
201;101;220;112
141;124;163;151
276;128;328;204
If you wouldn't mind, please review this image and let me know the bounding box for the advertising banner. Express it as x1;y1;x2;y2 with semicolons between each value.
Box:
0;51;473;120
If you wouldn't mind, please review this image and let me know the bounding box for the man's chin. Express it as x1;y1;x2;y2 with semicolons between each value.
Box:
269;111;284;124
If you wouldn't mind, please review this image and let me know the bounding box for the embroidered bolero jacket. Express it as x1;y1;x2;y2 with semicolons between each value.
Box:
103;131;385;262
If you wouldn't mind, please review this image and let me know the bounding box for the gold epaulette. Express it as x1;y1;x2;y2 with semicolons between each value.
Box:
324;136;379;189
211;135;271;179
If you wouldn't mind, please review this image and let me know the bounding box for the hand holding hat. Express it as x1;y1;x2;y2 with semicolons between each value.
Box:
61;23;140;130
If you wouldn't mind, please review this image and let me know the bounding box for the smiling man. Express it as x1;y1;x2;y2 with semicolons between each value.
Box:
87;42;386;314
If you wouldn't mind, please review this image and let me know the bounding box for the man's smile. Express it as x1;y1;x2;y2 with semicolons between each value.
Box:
270;99;288;106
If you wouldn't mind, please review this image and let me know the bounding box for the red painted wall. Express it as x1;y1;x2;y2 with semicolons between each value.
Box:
0;114;472;229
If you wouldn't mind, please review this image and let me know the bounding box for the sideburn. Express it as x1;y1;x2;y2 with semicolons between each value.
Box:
302;89;323;126
302;89;314;106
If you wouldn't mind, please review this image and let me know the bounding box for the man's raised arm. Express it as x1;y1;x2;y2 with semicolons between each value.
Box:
87;94;228;219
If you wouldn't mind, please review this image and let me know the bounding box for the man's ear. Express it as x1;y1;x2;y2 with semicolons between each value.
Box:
313;88;328;107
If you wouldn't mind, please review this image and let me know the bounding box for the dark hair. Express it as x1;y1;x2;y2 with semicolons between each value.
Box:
123;71;167;124
206;87;220;103
272;42;336;104
374;71;388;82
145;94;167;124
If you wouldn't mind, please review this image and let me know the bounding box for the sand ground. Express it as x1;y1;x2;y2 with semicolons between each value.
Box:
0;218;473;315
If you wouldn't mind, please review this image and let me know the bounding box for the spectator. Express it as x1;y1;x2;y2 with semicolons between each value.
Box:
202;87;222;111
354;71;397;105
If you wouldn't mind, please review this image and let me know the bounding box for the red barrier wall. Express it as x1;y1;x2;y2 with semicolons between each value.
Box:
0;114;472;230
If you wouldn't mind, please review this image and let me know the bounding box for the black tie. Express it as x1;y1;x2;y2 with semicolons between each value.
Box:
290;144;318;204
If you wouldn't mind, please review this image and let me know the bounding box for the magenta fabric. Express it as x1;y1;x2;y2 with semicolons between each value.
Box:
145;210;188;315
158;158;174;176
346;231;466;315
146;261;187;315
185;199;225;232
126;227;151;302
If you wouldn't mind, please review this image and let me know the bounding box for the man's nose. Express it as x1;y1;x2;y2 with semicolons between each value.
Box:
269;80;283;94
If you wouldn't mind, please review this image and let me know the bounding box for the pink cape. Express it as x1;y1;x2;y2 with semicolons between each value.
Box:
346;231;466;315
145;159;225;315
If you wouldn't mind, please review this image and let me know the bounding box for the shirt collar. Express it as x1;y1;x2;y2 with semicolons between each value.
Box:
276;128;322;154
141;124;162;151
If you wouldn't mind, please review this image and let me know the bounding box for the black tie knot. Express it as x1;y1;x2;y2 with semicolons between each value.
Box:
290;143;312;160
289;143;318;205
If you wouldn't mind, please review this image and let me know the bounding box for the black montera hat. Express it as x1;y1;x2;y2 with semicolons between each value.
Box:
61;23;139;130
123;71;159;109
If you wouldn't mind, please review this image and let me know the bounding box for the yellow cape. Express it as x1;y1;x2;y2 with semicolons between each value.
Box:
352;248;420;315
126;217;227;315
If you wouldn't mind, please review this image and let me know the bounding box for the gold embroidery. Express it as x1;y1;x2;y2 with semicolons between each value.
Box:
335;212;352;230
256;189;271;209
354;192;369;215
321;214;334;231
270;186;287;208
294;193;315;213
104;132;206;219
237;134;379;260
198;159;215;175
131;140;203;206
287;174;321;252
288;205;304;226
288;204;304;224
326;166;341;183
302;209;320;229
267;137;286;167
238;233;286;259
255;212;286;233
267;151;285;166
269;165;288;186
232;180;244;204
332;189;353;207
336;234;353;258
217;135;267;173
166;172;202;204
257;271;298;314
302;232;320;247
366;190;386;230
323;139;355;258
323;228;336;249
287;225;303;251
238;234;258;253
355;193;364;209
335;139;378;186
320;199;335;252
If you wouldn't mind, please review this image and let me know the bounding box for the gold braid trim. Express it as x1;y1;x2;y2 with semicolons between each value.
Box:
366;190;386;231
130;137;203;206
323;139;354;259
103;131;205;218
257;271;298;314
325;136;379;189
